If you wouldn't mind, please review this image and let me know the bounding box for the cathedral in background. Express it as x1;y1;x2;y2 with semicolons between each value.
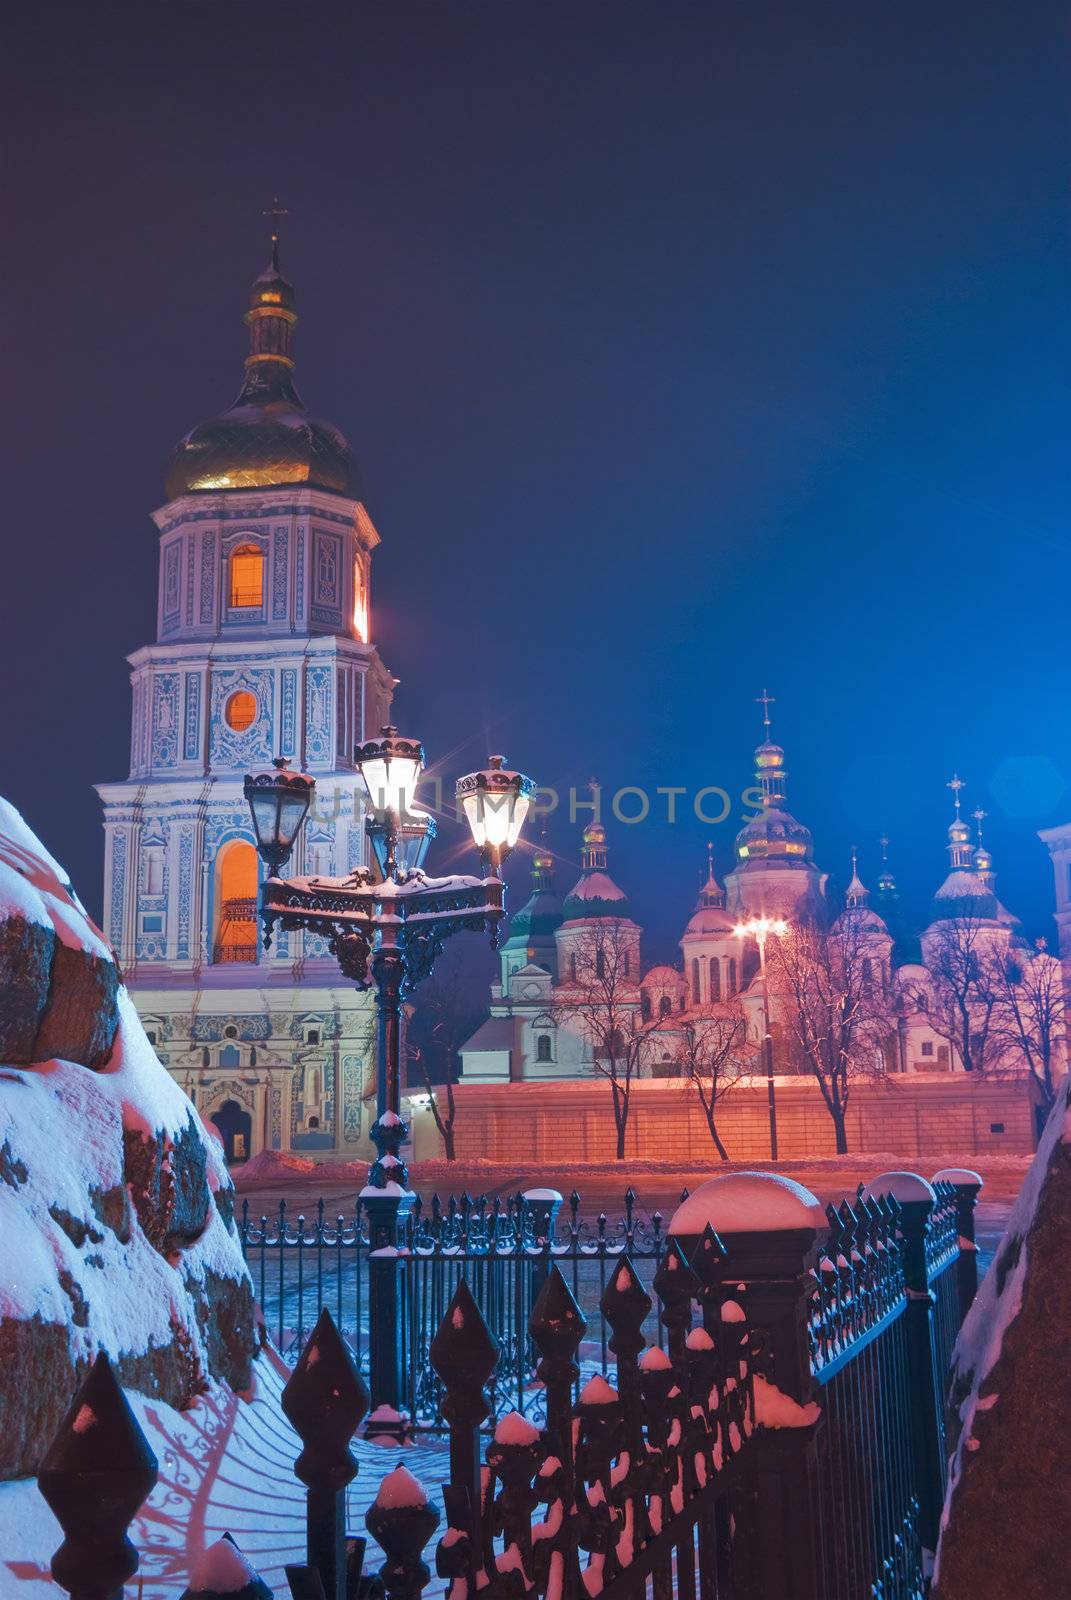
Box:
97;239;393;1163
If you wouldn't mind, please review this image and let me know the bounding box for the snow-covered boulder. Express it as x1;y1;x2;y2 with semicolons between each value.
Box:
933;1071;1071;1599
0;800;256;1480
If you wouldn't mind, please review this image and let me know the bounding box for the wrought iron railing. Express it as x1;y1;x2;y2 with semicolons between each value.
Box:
43;1168;983;1600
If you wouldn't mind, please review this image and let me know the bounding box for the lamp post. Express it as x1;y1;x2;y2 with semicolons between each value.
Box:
732;914;788;1161
244;730;534;1420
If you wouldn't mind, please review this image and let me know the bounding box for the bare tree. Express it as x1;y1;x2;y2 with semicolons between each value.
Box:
983;939;1067;1118
913;912;1002;1075
406;945;488;1161
551;921;654;1160
670;1002;752;1160
766;914;894;1154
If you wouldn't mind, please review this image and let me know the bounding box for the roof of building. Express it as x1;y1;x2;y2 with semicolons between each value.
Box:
164;244;365;502
561;822;631;920
460;1016;516;1053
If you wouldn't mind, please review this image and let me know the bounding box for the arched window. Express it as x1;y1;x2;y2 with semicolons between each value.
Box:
727;957;738;995
213;840;259;963
596;947;606;979
862;958;873;989
144;847;165;895
658;995;672;1019
570;951;578;982
536;1033;553;1063
641;992;652;1022
229;543;264;609
691;958;701;1005
709;958;721;1001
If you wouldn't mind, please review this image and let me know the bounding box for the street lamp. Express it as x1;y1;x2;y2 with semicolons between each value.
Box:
454;754;536;876
243;758;316;877
246;728;533;1193
732;914;789;1161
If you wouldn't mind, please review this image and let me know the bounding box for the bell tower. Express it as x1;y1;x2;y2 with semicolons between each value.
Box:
97;242;394;1163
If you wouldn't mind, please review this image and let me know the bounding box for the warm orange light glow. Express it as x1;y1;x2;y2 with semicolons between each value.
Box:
353;558;369;641
229;544;264;608
214;840;259;961
225;690;258;732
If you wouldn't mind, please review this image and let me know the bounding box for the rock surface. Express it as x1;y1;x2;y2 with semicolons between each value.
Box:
0;798;257;1480
934;1071;1071;1600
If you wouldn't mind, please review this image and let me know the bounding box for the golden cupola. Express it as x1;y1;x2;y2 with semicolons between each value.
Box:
164;238;364;502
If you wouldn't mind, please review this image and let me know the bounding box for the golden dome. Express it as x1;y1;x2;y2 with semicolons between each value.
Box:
164;243;365;503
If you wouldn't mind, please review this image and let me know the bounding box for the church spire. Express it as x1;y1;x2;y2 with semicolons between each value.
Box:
845;846;868;909
945;774;973;868
876;833;897;896
971;807;995;889
697;842;726;908
753;688;788;807
238;219;301;405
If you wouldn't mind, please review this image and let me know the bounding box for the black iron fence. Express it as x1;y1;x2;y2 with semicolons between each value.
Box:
40;1166;981;1600
240;1188;672;1426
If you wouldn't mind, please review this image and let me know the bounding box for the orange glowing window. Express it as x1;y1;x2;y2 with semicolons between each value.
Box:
229;544;264;608
225;690;258;732
353;557;368;641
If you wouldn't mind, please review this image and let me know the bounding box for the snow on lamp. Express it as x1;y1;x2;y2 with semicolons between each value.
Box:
243;757;315;877
456;754;536;874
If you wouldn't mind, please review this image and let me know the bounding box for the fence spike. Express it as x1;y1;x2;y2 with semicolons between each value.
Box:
282;1307;369;1488
430;1279;500;1556
38;1350;159;1600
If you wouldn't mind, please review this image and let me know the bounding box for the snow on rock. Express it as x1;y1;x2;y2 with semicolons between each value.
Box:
933;1074;1071;1600
0;800;256;1481
670;1171;827;1236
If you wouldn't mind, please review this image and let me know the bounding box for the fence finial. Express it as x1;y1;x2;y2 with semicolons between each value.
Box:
38;1350;159;1600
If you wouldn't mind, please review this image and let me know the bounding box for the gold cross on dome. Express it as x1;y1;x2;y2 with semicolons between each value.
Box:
971;806;987;843
946;773;965;818
756;688;775;735
261;196;288;265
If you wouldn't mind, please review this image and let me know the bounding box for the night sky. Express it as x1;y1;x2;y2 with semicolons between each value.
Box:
4;2;1070;984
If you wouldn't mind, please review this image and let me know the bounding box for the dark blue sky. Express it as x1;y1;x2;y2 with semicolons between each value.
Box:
3;1;1070;974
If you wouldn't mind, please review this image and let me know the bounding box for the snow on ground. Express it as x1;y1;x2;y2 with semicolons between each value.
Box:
0;1348;451;1600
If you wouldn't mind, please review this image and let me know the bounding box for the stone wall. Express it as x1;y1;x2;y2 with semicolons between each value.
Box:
416;1074;1039;1163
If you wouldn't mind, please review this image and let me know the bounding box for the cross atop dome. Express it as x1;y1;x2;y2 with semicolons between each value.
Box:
756;687;776;739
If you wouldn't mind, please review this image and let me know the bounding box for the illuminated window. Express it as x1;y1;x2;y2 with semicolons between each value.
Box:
229;544;264;608
213;840;259;963
353;558;368;641
225;690;258;732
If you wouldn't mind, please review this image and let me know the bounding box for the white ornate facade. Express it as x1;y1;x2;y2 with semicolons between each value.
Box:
97;243;393;1163
461;726;1063;1092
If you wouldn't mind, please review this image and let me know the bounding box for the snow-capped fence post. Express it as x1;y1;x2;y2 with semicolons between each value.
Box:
521;1186;563;1301
670;1173;827;1600
932;1167;983;1323
862;1170;945;1562
281;1307;371;1600
37;1351;159;1600
601;1255;654;1552
428;1277;501;1557
365;1467;440;1600
653;1236;699;1370
180;1533;274;1600
528;1265;585;1493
